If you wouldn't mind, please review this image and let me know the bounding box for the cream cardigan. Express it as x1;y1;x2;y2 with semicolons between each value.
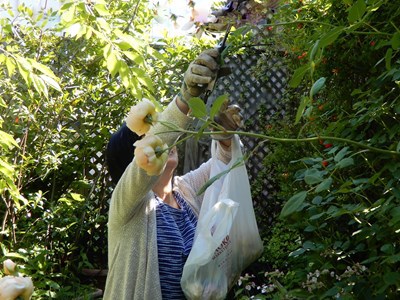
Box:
103;99;231;300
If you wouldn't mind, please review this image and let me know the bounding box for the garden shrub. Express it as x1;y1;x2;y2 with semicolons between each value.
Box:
234;0;400;299
1;0;399;298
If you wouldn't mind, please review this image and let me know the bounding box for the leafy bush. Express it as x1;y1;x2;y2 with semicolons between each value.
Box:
233;0;400;299
0;0;210;297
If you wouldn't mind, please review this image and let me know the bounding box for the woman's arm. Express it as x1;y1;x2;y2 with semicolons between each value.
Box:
108;98;191;227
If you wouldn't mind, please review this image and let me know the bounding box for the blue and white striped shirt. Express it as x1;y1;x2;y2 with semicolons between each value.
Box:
155;191;197;299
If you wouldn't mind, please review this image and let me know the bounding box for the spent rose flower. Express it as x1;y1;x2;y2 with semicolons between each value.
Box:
126;98;158;136
134;135;168;176
0;276;34;300
3;259;17;275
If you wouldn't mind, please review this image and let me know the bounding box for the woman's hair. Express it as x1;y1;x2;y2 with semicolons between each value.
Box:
106;123;140;184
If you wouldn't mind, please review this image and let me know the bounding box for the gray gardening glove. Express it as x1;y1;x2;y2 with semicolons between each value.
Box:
180;48;220;103
211;100;244;140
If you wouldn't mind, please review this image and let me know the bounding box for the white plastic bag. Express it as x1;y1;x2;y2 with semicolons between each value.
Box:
181;135;263;300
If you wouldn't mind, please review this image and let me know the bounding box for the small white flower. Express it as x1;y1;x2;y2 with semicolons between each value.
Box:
0;276;34;300
3;259;17;275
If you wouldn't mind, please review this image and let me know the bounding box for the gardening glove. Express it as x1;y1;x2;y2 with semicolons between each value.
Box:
211;100;244;140
180;48;220;104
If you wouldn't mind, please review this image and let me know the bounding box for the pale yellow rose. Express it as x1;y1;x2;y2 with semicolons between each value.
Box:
125;98;158;136
3;259;17;275
134;135;168;176
0;276;34;300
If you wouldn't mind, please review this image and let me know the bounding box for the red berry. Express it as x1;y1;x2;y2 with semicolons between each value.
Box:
324;143;333;148
322;160;328;167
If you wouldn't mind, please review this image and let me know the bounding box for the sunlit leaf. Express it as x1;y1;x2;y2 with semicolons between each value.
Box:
5;56;16;77
40;75;62;92
94;4;110;16
0;131;18;150
106;50;121;77
29;59;58;79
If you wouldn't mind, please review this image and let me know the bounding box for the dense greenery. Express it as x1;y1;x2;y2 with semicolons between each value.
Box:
232;0;400;299
0;0;399;299
0;0;209;297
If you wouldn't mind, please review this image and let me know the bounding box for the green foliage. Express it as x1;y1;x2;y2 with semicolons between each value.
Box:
0;0;211;297
236;0;400;299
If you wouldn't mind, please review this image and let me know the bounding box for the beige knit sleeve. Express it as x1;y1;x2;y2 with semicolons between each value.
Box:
108;98;191;227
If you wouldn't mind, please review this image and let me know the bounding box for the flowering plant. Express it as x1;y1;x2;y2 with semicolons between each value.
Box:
134;135;169;176
125;98;158;136
0;259;34;300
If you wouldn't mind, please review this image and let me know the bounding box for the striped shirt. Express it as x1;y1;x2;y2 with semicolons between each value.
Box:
155;191;197;299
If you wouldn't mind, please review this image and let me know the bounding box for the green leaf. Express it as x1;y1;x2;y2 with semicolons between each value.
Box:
70;193;84;202
334;146;350;162
5;56;16;77
396;141;400;153
119;60;130;89
28;58;58;79
289;247;305;257
30;73;48;98
106;50;121;78
383;272;400;285
385;48;393;70
131;67;154;92
188;98;207;118
310;77;326;98
40;75;62;92
0;131;18;150
315;177;333;192
210;94;228;119
0;158;15;179
295;96;310;124
310;40;320;61
336;157;354;169
380;244;394;255
348;0;366;23
289;64;310;88
280;191;308;218
304;169;324;185
196;158;244;196
5;252;29;261
323;287;340;298
391;32;400;50
319;26;344;48
94;4;110;16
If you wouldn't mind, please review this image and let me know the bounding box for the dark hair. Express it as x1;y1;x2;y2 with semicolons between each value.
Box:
106;123;140;184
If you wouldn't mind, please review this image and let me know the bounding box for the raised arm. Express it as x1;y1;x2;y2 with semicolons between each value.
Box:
107;49;221;227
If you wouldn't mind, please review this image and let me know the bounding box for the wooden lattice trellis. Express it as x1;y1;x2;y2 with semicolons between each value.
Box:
82;49;287;268
183;51;287;209
85;50;287;219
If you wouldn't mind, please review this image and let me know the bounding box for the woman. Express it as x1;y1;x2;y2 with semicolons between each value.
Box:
103;48;242;299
